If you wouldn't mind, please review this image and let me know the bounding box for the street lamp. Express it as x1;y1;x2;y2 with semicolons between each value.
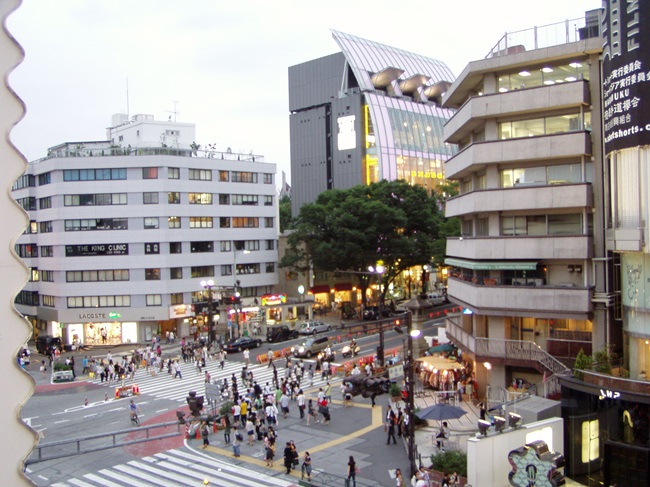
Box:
233;249;250;337
484;361;492;407
200;279;216;345
394;314;418;478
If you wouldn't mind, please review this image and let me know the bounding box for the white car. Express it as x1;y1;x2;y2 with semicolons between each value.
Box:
298;320;331;335
426;292;448;306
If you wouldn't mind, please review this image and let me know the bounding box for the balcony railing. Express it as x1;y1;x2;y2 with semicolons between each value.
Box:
485;16;598;59
446;315;570;377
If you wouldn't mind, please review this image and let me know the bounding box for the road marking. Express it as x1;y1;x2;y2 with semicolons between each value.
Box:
54;419;70;424
155;408;169;413
83;413;97;418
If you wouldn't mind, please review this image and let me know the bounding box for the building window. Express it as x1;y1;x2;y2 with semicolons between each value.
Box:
232;194;259;205
236;263;260;275
264;217;274;228
263;173;273;184
219;194;230;205
234;240;260;251
15;244;38;258
64;168;126;181
30;268;39;282
189;168;212;180
266;262;275;273
221;264;233;276
191;241;214;253
501;163;584;188
170;292;183;305
168;167;180;179
39;196;52;209
266;239;275;250
12;174;35;189
168;216;181;229
145;268;161;280
65;218;128;231
145;243;160;254
189;193;212;204
170;267;183;279
231;171;258;183
170;242;182;253
42;295;55;307
219;170;229;182
41;270;54;282
143;192;159;204
144;217;159;229
220;217;230;228
146;294;162;306
190;217;213;228
16;197;36;211
67;295;131;308
66;270;129;282
191;266;215;278
38;172;51;185
233;217;259;228
143;167;159;179
168;192;180;204
41;246;53;257
461;220;473;237
500;214;583;236
39;221;53;233
499;112;591;139
476;218;489;237
64;193;128;206
220;241;231;252
15;290;39;306
264;195;273;206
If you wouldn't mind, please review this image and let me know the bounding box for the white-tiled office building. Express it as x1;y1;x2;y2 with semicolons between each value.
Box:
12;114;279;346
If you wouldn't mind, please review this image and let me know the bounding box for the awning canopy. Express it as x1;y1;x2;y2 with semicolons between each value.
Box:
334;282;353;291
309;285;331;294
444;258;538;271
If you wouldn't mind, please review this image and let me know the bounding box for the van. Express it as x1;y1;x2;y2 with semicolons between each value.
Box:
291;336;330;358
36;336;63;355
426;292;448;306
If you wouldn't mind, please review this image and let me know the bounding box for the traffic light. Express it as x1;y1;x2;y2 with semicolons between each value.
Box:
227;295;241;305
186;391;204;417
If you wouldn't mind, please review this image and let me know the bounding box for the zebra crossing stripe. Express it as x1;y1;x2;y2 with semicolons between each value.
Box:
79;472;123;486
112;464;166;487
98;467;158;487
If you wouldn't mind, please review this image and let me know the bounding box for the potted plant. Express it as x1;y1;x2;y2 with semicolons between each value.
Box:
389;382;403;402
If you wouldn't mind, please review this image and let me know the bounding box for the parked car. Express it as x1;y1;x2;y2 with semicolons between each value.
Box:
266;325;299;343
362;305;390;321
292;336;330;358
298;320;331;335
223;336;262;353
36;335;62;355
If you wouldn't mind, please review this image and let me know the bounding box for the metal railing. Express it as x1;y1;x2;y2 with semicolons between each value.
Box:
25;419;184;465
485;16;598;59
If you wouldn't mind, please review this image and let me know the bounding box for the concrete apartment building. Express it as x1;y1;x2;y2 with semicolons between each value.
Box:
12;114;279;347
443;4;650;484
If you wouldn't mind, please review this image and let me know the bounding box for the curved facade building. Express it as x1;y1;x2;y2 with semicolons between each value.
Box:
289;30;456;215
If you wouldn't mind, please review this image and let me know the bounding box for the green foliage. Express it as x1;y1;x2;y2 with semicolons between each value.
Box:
389;382;402;397
281;180;443;305
219;400;235;417
53;362;72;372
430;449;467;478
279;194;293;233
593;346;615;374
573;349;593;380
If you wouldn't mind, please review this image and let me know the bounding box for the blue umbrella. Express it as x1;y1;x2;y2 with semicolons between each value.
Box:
415;403;467;421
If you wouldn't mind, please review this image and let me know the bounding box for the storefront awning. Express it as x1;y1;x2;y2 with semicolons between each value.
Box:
444;258;538;271
334;282;353;291
309;285;331;294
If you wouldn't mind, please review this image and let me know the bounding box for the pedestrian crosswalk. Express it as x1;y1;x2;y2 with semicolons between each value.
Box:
49;448;297;487
86;355;339;403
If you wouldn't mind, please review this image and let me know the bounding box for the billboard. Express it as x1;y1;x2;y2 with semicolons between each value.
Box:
602;0;650;152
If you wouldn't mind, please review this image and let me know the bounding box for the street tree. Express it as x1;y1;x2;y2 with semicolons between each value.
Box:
280;179;442;306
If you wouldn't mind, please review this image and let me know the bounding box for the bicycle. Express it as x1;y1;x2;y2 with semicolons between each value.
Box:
130;411;140;426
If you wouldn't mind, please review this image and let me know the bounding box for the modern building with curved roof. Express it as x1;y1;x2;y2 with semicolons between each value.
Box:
288;30;456;215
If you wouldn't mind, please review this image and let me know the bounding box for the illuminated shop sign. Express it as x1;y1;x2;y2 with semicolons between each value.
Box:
598;388;621;400
337;115;357;150
261;294;287;306
602;0;650;152
65;243;129;256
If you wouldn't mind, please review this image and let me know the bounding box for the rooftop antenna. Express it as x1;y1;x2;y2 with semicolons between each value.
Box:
165;100;179;122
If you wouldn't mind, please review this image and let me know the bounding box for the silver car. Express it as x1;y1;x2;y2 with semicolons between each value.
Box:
298;320;331;335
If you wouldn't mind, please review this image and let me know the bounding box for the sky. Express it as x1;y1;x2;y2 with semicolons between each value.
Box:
6;0;600;185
